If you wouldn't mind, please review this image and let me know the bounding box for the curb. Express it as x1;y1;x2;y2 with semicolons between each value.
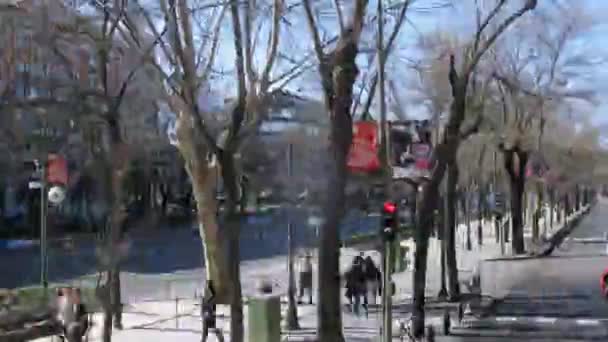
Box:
531;206;592;257
455;316;608;339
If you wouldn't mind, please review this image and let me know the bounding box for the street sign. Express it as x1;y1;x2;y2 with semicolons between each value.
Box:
29;181;42;189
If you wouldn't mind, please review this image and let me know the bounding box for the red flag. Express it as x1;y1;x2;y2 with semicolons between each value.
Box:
46;154;68;186
347;121;381;173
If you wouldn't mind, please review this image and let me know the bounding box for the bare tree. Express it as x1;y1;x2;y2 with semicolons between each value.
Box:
491;2;597;252
136;0;302;339
1;1;161;340
302;0;368;340
410;0;537;336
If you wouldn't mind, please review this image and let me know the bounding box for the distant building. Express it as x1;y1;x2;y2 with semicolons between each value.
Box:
0;0;177;230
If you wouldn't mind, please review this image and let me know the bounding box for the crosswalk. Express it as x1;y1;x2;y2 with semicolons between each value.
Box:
453;288;608;340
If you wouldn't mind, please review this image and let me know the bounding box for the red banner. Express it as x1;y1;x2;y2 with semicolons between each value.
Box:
411;143;432;170
46;154;68;186
347;121;381;173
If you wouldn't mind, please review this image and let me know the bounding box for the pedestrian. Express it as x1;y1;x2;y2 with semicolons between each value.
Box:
344;254;366;316
362;256;382;307
201;281;224;342
54;287;89;342
297;252;313;305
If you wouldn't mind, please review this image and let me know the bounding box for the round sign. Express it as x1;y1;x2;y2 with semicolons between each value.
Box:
48;185;66;205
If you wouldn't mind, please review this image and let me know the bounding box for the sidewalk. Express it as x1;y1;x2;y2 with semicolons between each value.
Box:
394;205;590;299
33;205;591;342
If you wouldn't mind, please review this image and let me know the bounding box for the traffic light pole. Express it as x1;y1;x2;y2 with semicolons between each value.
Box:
380;201;397;342
39;162;48;289
382;238;394;342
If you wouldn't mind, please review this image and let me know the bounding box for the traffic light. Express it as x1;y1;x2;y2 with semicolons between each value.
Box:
381;201;398;241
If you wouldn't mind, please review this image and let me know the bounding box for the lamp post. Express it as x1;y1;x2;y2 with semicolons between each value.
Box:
285;143;299;329
28;121;67;290
34;159;48;289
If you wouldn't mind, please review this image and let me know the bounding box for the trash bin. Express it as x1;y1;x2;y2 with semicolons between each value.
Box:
248;280;281;342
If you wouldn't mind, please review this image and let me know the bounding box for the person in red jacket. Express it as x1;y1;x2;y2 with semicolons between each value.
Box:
600;268;608;298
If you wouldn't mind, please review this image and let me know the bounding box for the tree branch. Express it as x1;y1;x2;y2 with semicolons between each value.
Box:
473;0;506;54
302;0;326;65
333;0;345;34
243;0;257;87
230;0;248;104
269;35;338;85
259;0;284;94
198;4;228;86
465;0;537;78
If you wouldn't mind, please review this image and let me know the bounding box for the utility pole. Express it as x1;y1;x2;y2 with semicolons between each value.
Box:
285;143;299;329
39;160;48;289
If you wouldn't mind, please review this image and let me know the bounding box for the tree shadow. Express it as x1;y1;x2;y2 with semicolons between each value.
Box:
1;210;380;289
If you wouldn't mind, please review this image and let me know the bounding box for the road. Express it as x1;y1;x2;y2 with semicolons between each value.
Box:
444;199;608;341
0;209;381;299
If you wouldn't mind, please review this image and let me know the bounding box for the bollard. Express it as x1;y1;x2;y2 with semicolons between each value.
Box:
249;279;281;342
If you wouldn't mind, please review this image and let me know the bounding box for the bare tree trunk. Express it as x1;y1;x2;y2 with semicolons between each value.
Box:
175;113;231;302
412;165;445;337
505;150;527;255
477;183;484;246
575;185;581;212
316;46;360;342
102;130;130;341
437;194;448;299
533;183;543;241
465;187;472;251
549;187;555;229
302;1;368;339
445;162;460;300
219;150;244;342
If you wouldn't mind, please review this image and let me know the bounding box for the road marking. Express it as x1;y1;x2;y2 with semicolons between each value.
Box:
534;317;558;324
576;319;601;326
495;317;518;322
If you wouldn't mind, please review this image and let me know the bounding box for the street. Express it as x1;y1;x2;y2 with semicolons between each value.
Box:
0;209;381;300
445;199;608;341
2;201;602;341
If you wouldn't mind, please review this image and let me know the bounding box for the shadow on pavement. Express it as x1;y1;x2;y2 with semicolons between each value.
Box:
1;210;380;289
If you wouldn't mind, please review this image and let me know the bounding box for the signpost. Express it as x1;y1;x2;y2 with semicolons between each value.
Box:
28;154;68;289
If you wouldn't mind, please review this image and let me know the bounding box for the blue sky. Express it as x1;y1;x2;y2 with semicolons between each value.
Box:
192;0;608;129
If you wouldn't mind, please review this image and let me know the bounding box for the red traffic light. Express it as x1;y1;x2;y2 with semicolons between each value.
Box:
383;201;397;214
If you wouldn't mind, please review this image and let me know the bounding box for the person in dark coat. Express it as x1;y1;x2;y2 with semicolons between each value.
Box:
344;254;366;316
201;281;224;342
362;256;382;307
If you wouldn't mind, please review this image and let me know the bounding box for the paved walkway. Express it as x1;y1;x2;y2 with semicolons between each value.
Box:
33;206;590;341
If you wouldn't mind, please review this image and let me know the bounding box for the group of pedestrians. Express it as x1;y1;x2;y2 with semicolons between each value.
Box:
344;252;382;317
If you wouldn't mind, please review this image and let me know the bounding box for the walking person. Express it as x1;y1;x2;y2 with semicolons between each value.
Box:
201;281;224;342
344;254;366;316
298;252;313;305
362;256;382;307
